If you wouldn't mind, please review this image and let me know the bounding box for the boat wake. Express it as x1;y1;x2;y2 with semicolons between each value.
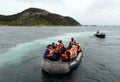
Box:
0;32;92;67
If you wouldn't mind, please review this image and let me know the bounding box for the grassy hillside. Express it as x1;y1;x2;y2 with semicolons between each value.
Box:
0;8;80;26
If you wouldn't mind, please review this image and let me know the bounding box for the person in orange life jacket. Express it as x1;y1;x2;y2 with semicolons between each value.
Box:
43;44;51;58
58;40;64;47
54;41;64;60
76;42;82;54
71;40;82;54
58;40;66;54
61;50;71;61
43;44;57;61
61;45;77;61
69;38;76;49
52;42;61;60
55;42;61;52
70;45;77;59
69;38;76;45
56;40;65;54
51;42;61;60
52;42;56;49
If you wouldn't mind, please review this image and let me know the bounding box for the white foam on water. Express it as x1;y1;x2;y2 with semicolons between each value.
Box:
0;32;92;67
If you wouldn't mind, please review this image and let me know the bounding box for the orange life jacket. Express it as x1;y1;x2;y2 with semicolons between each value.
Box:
55;44;61;51
61;50;71;60
61;53;68;60
46;48;54;57
76;43;81;52
60;43;64;48
61;45;78;60
56;43;64;52
63;49;75;59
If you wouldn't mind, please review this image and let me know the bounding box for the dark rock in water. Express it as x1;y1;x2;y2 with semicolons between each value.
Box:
0;8;81;26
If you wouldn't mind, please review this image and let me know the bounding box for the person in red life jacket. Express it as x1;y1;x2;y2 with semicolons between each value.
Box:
43;44;57;61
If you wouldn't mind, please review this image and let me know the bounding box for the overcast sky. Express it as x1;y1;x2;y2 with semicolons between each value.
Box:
0;0;120;25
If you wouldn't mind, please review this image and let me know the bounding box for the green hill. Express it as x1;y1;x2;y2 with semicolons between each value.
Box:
0;8;81;26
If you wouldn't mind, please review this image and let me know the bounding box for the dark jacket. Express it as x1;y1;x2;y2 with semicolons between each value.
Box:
43;49;49;58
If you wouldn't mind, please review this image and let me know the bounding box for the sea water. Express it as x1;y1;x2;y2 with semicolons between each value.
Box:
0;26;120;82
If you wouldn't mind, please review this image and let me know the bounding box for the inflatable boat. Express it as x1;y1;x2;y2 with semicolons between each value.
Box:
94;33;106;38
41;51;83;74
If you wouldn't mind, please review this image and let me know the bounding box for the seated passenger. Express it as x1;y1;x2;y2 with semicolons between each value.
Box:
52;42;56;49
68;37;76;49
43;45;57;61
61;51;70;61
76;42;82;54
70;45;77;58
69;38;76;46
61;45;77;61
54;40;66;60
58;40;66;54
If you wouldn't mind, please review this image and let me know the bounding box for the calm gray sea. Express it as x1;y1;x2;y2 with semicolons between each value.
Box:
0;26;120;82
